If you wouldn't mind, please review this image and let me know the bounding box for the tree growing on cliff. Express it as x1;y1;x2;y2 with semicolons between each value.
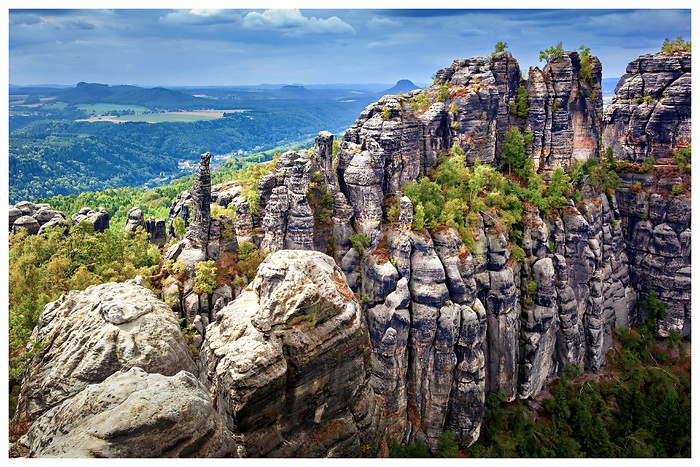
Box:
661;36;691;55
578;45;593;88
539;42;565;62
510;85;529;119
501;127;528;174
493;41;508;54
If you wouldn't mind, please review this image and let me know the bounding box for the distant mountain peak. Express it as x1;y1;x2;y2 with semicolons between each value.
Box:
384;79;420;95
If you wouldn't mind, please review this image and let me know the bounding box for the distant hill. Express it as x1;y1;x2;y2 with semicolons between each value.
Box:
58;82;225;110
383;79;420;95
274;85;314;98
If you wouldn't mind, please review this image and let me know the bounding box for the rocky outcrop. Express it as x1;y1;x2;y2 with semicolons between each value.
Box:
72;206;110;232
615;187;690;337
258;150;315;253
11;277;197;426
9;201;68;235
186;152;212;244
198;250;385;457
344;53;523;187
603;52;691;163
527;51;603;171
124;206;167;246
309;117;639;449
18;368;238;458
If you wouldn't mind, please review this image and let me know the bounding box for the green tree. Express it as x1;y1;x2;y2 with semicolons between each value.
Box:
539;42;565;62
578;45;593;87
349;233;370;253
436;431;459;457
501;127;528;174
639;291;667;331
661;36;691;55
171;215;187;236
510;85;529;119
493;41;508;54
193;260;218;295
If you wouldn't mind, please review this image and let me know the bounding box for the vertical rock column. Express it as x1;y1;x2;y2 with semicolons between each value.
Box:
186;152;212;244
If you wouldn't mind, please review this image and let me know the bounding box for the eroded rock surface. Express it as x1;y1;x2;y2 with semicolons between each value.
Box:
18;368;238;458
603;52;691;163
198;249;385;457
12;277;197;426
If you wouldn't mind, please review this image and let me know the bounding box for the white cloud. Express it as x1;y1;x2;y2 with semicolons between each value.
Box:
159;9;241;25
242;9;355;36
367;16;402;29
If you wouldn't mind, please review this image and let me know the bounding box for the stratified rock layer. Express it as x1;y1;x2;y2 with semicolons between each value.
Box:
603;52;691;163
19;368;238;458
198;249;384;457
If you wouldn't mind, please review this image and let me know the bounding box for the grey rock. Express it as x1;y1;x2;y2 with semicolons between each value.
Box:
19;368;238;458
12;277;197;426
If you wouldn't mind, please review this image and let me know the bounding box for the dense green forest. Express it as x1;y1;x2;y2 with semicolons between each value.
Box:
9;81;382;204
9;101;360;203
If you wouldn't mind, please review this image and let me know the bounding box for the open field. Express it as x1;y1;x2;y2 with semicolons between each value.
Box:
80;109;245;123
77;103;151;114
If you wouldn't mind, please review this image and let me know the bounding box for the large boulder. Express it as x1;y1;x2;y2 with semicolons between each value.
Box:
198;249;385;457
17;367;238;458
12;277;197;425
72;207;110;232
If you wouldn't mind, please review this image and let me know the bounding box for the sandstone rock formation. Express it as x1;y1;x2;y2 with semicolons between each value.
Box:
72;206;110;232
186;152;212;244
18;368;238;458
603;52;691;163
527;51;603;171
258;150;315;253
9;201;68;235
125;207;168;247
198;249;385;457
12;277;197;426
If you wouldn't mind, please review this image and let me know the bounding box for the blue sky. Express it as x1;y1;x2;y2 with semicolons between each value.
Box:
5;3;694;87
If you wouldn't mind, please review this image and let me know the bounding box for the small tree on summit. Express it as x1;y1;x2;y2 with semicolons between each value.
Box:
661;36;691;55
539;42;565;62
493;41;508;54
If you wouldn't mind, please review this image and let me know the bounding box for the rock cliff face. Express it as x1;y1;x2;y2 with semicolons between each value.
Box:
198;250;385;457
8;201;104;235
258;150;315;253
12;277;198;426
159;49;686;452
603;52;691;163
19;368;237;458
527;51;603;171
306;134;636;448
615;176;691;337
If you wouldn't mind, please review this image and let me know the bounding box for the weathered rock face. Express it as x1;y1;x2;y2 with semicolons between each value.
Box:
9;201;68;235
616;187;691;336
527;51;603;171
168;190;193;237
603;52;691;163
12;277;197;426
306;117;639;449
72;206;110;232
198;250;385;457
186;152;212;244
258;150;315;254
18;368;238;458
344;53;522;184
